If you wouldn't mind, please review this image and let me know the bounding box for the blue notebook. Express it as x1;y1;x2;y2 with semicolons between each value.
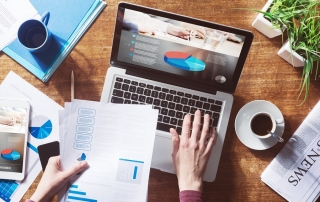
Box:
3;0;100;81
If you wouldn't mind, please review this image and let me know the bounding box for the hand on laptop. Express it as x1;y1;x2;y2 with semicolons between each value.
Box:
170;110;216;192
30;156;88;202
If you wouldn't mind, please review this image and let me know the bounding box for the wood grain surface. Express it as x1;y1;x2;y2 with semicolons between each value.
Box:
0;0;319;201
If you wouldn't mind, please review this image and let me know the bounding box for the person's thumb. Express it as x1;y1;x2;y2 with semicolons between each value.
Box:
63;161;88;179
170;128;180;156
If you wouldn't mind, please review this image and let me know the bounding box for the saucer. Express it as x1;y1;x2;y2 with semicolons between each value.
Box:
235;100;285;150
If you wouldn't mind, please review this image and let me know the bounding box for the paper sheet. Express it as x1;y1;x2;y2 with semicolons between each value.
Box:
0;0;37;50
0;71;63;201
58;100;158;202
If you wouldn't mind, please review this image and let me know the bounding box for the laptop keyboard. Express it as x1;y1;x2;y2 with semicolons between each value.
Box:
110;77;222;134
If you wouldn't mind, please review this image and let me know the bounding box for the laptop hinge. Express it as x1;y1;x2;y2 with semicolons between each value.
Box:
125;68;218;95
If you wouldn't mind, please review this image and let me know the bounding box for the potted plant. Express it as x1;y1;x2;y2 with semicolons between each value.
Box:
251;0;320;103
251;0;310;38
252;0;284;38
278;4;320;102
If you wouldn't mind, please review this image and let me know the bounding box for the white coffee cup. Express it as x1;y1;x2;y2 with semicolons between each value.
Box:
249;112;284;142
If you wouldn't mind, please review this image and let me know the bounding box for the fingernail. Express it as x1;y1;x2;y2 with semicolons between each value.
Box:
80;161;88;168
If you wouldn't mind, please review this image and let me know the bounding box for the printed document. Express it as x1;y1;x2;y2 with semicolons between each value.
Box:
0;71;63;201
0;0;38;50
261;101;320;202
58;99;158;202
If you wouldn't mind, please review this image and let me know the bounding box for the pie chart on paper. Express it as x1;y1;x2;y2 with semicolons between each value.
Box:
29;115;53;139
1;149;20;161
164;51;206;71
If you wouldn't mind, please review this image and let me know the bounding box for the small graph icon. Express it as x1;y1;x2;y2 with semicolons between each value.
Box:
215;75;226;83
77;153;86;161
116;158;144;184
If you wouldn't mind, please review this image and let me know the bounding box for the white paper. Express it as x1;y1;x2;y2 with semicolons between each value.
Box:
0;71;63;201
0;0;38;50
58;100;157;202
261;101;320;202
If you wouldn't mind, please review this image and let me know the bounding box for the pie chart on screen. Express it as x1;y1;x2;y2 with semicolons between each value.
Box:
1;149;20;160
29;115;52;139
164;51;205;71
215;75;226;83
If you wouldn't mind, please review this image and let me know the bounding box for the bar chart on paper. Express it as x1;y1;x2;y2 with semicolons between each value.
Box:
116;159;144;184
67;183;109;202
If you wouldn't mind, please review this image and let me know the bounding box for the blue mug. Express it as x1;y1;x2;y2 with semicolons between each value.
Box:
17;12;52;53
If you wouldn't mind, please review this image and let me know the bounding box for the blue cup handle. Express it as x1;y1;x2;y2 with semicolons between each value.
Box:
41;11;50;26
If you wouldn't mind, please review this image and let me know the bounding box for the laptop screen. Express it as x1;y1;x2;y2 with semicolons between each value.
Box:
111;3;253;93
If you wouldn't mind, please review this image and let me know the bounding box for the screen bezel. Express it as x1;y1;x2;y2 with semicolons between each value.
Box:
110;2;254;94
0;100;30;180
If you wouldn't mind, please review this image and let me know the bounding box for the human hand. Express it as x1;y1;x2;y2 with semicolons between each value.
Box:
0;116;14;126
170;110;216;192
6;111;22;123
166;24;190;39
136;18;157;34
182;23;206;39
30;156;88;202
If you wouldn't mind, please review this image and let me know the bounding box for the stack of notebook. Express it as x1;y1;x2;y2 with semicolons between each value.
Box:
3;0;106;82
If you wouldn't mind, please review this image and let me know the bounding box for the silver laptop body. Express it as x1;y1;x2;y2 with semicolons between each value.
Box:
101;3;253;182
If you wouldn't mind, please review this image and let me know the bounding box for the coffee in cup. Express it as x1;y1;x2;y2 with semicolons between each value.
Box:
249;112;284;142
250;113;275;137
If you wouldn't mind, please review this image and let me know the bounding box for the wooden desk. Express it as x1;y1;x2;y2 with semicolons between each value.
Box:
0;0;319;201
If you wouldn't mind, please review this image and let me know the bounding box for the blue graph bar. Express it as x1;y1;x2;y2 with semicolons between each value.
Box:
69;190;86;195
70;184;78;188
68;196;97;202
133;166;138;179
119;158;144;164
27;142;38;153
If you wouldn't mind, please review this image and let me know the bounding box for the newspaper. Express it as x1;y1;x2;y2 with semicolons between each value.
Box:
261;101;320;202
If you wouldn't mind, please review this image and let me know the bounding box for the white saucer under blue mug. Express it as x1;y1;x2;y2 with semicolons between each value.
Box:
235;100;285;150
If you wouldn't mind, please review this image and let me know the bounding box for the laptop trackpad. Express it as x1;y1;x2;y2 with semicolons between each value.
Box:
151;135;175;173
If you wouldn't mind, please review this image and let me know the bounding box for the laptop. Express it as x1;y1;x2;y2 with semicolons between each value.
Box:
101;2;253;182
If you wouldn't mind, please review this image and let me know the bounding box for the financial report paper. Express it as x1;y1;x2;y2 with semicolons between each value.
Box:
58;99;158;202
0;0;38;50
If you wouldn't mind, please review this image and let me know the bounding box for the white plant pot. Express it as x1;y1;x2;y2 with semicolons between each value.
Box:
277;41;304;67
252;0;285;38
